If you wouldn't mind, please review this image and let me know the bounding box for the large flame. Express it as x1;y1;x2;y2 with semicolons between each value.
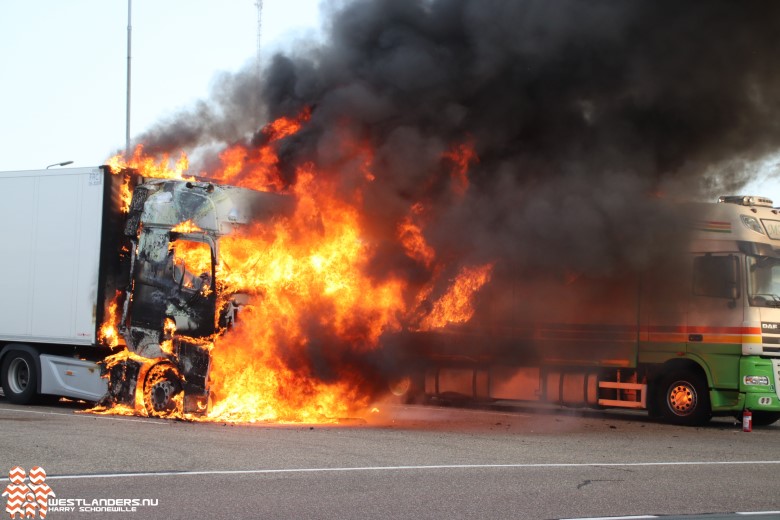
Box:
418;263;494;330
443;138;478;197
204;164;408;422
101;110;489;423
97;291;122;348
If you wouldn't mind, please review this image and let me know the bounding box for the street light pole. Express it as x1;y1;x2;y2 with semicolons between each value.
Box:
46;161;74;169
125;0;132;157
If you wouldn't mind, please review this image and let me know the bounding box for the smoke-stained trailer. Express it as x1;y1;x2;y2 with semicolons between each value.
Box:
0;166;129;403
389;196;780;426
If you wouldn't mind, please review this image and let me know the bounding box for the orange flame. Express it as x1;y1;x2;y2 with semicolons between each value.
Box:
107;145;194;212
203;165;406;422
398;203;435;268
98;291;122;348
160;319;176;356
171;220;204;233
208;108;311;191
419;263;494;330
97;109;492;423
442;139;478;196
108;145;192;181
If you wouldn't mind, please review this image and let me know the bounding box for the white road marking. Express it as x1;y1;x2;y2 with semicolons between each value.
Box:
561;516;659;519
34;460;780;481
0;405;163;425
561;514;780;520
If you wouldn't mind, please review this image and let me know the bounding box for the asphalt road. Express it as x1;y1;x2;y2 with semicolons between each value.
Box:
1;397;778;520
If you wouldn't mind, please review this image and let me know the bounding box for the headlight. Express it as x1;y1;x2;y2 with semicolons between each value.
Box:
740;215;766;235
743;375;770;386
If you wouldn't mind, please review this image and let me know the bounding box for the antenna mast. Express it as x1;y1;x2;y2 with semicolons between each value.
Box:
125;0;132;157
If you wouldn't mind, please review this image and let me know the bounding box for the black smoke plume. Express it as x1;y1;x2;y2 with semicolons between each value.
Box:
138;0;780;278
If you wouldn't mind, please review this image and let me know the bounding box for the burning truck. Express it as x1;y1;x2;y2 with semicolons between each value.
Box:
2;161;780;427
0;165;289;417
6;1;780;428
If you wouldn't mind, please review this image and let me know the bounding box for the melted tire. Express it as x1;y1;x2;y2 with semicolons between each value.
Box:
143;364;182;418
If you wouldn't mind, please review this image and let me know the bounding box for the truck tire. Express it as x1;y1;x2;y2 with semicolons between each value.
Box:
407;371;428;404
143;363;182;418
1;350;39;405
388;372;427;404
657;370;711;426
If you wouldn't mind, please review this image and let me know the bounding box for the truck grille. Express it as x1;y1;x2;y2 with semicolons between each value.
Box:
762;345;780;355
761;333;780;356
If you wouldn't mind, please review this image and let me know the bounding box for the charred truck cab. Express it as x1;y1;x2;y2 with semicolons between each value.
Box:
105;177;291;416
0;166;288;417
395;195;780;426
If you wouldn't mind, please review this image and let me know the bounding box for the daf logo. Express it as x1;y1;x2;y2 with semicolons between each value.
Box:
762;322;780;331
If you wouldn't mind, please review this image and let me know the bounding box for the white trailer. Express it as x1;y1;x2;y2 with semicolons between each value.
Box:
0;166;118;403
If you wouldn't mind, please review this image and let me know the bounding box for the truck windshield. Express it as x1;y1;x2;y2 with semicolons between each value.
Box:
166;236;217;337
747;255;780;307
171;238;213;294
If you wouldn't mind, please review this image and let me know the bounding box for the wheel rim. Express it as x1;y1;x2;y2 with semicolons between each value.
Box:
389;376;412;397
7;358;30;394
150;380;176;410
143;364;182;417
667;381;697;416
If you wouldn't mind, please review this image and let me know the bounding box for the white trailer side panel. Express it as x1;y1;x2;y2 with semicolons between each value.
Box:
0;167;105;345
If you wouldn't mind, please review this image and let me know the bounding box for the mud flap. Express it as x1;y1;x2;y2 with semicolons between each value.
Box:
99;340;211;416
100;358;142;408
176;338;212;415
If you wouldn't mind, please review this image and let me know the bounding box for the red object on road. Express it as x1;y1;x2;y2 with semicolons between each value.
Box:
742;409;752;432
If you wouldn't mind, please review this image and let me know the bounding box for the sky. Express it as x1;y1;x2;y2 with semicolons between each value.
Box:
0;0;777;201
0;0;322;171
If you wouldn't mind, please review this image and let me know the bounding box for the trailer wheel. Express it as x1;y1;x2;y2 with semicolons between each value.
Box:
388;372;426;405
143;363;182;418
657;370;711;426
1;351;38;405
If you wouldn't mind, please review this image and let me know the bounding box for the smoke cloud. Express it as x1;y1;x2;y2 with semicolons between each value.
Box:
137;0;780;277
